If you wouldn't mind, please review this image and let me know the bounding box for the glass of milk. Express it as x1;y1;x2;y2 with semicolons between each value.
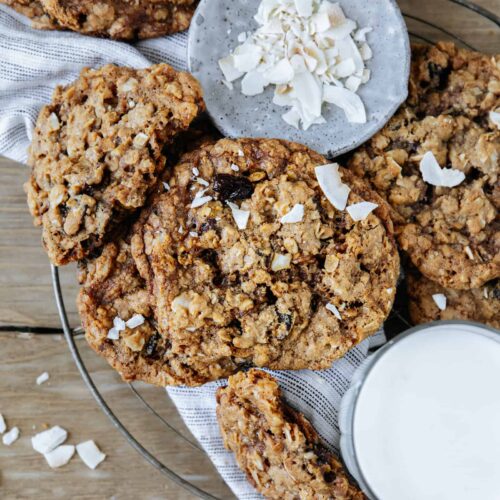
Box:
339;321;500;500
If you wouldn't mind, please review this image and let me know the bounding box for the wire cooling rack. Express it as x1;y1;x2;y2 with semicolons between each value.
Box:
52;2;500;498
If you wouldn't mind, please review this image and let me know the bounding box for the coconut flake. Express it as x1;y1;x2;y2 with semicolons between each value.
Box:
36;372;50;385
354;27;372;42
126;314;145;329
295;0;313;17
326;302;342;320
230;163;240;171
315;163;350;210
162;181;170;191
419;151;465;188
107;327;119;340
280;204;304;223
265;59;295;85
241;71;267;96
32;426;67;454
197;177;209;187
0;414;5;434
227;201;250;230
113;316;126;331
76;440;106;470
191;189;213;209
323;85;366;123
432;293;447;311
44;445;75;469
346;201;378;221
464;245;474;260
3;427;19;446
192;167;200;176
489;110;500;129
271;253;292;271
218;55;244;82
218;0;372;128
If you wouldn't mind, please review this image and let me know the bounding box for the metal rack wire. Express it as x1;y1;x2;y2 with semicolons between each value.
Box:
52;3;500;498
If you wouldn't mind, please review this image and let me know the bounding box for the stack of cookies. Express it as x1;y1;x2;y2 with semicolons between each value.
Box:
22;40;499;500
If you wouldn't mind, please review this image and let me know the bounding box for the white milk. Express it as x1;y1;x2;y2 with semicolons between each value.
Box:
352;323;500;500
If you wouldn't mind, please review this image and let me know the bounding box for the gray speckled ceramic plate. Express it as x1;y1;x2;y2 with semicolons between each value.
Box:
188;0;410;158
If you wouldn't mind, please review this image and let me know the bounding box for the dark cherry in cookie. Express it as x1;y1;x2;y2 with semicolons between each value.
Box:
216;369;365;499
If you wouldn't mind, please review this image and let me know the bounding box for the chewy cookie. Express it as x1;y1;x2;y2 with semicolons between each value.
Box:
131;138;399;374
78;138;399;386
25;63;204;266
216;369;364;500
349;109;499;289
77;234;241;386
407;272;499;329
0;0;57;28
409;42;500;128
1;0;198;39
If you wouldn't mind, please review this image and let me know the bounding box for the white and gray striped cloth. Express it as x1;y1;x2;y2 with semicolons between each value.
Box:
0;6;385;498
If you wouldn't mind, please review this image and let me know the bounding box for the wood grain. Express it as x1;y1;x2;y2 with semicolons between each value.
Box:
0;0;498;498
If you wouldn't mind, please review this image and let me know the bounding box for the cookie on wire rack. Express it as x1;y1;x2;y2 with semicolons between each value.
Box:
216;369;365;500
78;138;400;386
25;63;204;266
348;108;499;290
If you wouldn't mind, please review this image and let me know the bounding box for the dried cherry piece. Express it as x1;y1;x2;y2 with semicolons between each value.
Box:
213;174;254;201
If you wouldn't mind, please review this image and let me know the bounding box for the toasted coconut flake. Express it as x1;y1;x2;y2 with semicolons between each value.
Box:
346;201;378;221
280;204;305;223
489;110;500;129
432;293;447;311
419;151;465;188
315;163;350;210
326;302;342;320
271;253;292;271
76;440;106;470
107;327;119;340
44;445;75;469
218;0;372;128
126;314;145;329
323;85;366;123
113;316;126;331
32;426;67;454
227;201;250;230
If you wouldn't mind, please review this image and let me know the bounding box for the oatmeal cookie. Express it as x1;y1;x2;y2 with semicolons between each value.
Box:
349;110;499;289
407;272;499;329
39;0;198;40
77;234;240;386
216;369;364;499
131;138;399;373
0;0;56;27
25;63;204;266
1;0;197;39
409;42;500;127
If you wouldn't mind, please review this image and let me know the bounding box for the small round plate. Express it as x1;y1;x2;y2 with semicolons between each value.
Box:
188;0;410;158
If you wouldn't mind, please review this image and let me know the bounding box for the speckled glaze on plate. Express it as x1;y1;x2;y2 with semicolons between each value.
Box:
188;0;410;158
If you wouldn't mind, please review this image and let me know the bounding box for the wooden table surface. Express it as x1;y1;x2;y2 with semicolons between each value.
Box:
0;1;498;498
